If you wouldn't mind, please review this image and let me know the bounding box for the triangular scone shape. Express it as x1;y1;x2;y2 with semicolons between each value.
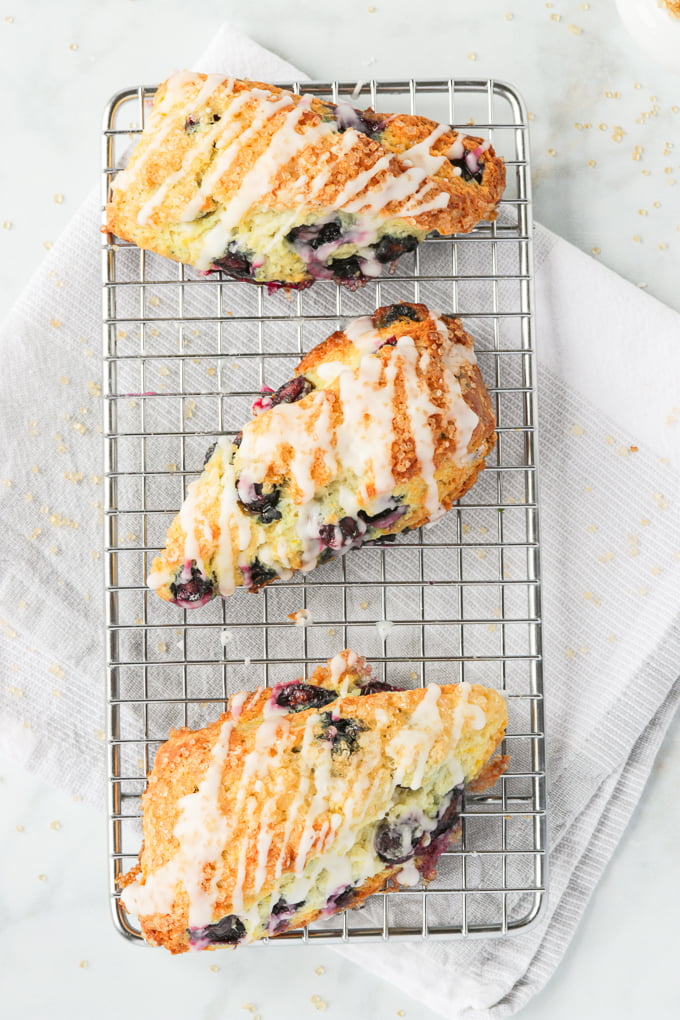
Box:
148;303;496;606
106;72;505;287
120;658;507;953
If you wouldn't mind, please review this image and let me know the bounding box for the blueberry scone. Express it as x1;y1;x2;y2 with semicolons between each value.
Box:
106;71;505;289
147;303;496;607
119;650;508;953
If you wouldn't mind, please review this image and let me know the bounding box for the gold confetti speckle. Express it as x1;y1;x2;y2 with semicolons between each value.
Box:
53;193;64;204
505;12;513;20
528;112;535;121
2;220;12;230
49;820;61;831
565;648;575;659
50;317;61;328
95;729;106;741
587;524;598;534
49;664;65;679
148;295;160;307
157;642;168;653
568;24;582;34
38;874;47;882
16;824;24;832
550;13;561;21
311;996;327;1012
632;235;642;243
88;380;101;397
79;960;88;969
638;587;649;597
599;123;607;131
587;160;597;168
638;209;648;216
467;52;477;61
598;552;614;563
591;246;601;255
210;964;219;973
68;42;78;51
360;601;369;610
397;1012;407;1018
659;242;668;251
570;424;585;435
43;240;52;250
547;148;557;157
315;965;326;975
607;634;617;643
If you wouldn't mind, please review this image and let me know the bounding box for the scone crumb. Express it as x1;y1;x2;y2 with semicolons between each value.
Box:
49;820;62;831
241;1006;257;1014
38;873;47;881
210;964;219;973
79;960;88;969
311;995;327;1011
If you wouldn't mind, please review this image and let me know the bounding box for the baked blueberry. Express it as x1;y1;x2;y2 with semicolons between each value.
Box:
318;712;366;757
202;441;217;467
184;116;200;134
450;157;484;185
170;563;214;607
236;480;282;524
274;682;338;713
190;913;246;946
429;784;464;841
374;818;421;864
373;234;418;265
243;557;278;590
329;255;365;281
373;303;424;328
325;884;356;911
358;501;407;529
212;243;253;279
270;375;314;407
359;680;400;695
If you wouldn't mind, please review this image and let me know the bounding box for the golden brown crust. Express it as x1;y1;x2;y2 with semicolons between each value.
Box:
148;303;496;604
119;661;507;953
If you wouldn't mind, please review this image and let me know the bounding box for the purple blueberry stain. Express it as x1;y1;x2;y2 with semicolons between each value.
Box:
267;897;306;935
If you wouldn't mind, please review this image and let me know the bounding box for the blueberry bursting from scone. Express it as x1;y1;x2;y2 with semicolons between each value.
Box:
105;72;506;290
147;302;496;607
118;650;508;953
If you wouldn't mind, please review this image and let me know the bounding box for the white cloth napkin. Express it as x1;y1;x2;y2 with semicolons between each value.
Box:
1;24;679;1019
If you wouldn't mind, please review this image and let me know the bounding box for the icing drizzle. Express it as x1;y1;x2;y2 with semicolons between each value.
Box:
122;676;490;941
115;72;485;260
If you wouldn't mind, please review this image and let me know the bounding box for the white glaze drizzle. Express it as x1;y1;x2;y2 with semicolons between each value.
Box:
121;689;248;923
127;676;492;938
399;123;450;176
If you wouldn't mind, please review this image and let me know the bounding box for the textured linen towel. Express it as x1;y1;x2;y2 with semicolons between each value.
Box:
1;25;679;1019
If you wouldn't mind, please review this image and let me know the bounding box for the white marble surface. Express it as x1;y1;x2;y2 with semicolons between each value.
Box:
1;1;679;1017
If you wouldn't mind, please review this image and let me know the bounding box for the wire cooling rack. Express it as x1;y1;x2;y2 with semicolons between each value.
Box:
102;77;546;945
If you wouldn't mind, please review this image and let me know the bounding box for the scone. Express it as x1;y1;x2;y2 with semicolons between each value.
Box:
147;303;496;606
119;650;508;953
106;71;505;288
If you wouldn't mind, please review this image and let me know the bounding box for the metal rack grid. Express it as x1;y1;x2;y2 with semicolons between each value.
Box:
102;77;546;945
